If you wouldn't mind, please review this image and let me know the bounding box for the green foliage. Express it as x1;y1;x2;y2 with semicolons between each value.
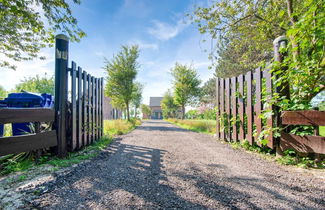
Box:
200;77;217;106
140;104;151;119
0;0;86;70
171;63;201;119
0;85;7;98
104;45;141;121
161;90;180;119
103;119;141;136
14;74;54;94
131;82;143;118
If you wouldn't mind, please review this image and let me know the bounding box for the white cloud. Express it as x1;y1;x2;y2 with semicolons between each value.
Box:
147;19;188;41
127;39;158;50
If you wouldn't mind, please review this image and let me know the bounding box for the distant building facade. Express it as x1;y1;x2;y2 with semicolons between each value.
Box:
103;96;123;120
149;97;163;119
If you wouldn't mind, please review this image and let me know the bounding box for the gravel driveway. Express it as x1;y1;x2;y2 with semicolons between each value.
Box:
34;120;324;209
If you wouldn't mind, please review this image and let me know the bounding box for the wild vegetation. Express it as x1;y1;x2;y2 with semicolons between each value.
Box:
1;0;85;70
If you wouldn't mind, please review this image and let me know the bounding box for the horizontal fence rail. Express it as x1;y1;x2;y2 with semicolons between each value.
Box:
0;108;55;124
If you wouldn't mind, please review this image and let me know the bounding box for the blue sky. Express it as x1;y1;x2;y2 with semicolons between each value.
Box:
2;0;213;105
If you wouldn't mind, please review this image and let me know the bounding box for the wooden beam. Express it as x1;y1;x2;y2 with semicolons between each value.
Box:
0;131;57;156
281;110;325;126
0;108;54;124
280;132;325;154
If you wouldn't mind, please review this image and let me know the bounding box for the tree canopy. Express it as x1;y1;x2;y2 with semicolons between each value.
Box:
0;0;85;70
192;0;324;107
141;104;151;119
0;85;7;98
171;63;201;119
104;45;141;121
14;74;54;95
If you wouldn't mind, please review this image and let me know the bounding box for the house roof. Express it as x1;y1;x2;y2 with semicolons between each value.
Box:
149;97;163;107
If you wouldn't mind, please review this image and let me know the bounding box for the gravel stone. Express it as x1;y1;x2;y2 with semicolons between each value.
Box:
30;120;325;209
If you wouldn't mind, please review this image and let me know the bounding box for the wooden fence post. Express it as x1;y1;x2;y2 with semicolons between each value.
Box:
54;34;69;157
273;35;289;156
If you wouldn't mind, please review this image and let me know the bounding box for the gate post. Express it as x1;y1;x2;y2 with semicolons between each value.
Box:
273;35;289;157
55;34;69;157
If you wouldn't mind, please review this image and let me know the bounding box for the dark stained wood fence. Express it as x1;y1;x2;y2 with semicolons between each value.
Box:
0;34;104;157
215;68;275;148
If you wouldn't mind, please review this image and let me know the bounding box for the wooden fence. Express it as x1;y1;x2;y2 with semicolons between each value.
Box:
0;34;104;157
215;67;274;148
215;36;325;155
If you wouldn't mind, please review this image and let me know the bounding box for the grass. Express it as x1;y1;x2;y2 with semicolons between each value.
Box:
0;119;141;176
167;118;324;169
320;126;325;136
166;119;216;134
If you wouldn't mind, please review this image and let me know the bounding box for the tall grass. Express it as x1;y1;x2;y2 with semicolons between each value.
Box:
167;119;216;134
104;119;141;136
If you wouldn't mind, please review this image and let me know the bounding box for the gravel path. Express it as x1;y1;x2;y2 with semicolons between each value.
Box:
34;120;324;209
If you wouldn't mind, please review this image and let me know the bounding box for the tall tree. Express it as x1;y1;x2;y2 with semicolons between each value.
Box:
141;104;151;119
131;82;143;118
0;0;85;70
14;74;54;95
171;63;201;119
104;45;140;121
161;90;179;119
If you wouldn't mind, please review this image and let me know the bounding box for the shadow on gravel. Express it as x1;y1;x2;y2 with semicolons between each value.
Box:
36;138;206;209
171;165;325;209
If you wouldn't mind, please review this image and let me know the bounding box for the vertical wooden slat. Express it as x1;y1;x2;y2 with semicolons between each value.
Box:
96;78;99;139
77;66;82;148
220;78;225;141
255;68;262;145
82;71;87;146
98;78;101;138
265;69;274;148
225;78;231;141
92;76;95;142
87;74;92;143
231;77;238;141
216;78;220;139
100;78;104;137
246;71;253;145
238;74;245;141
71;61;77;151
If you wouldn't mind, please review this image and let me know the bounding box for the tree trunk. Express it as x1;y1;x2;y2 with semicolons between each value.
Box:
126;102;130;121
182;105;185;120
134;107;137;118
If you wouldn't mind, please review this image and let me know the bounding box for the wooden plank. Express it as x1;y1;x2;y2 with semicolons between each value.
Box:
220;78;225;141
0;108;54;124
0;131;57;156
225;78;231;141
246;71;253;145
254;67;262;145
100;78;104;137
231;77;238;142
280;132;325;154
71;61;77;151
96;78;99;140
82;71;87;146
216;78;220;139
92;76;95;142
87;74;92;144
77;66;83;148
282;110;325;126
93;78;97;140
265;69;274;148
238;74;245;141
